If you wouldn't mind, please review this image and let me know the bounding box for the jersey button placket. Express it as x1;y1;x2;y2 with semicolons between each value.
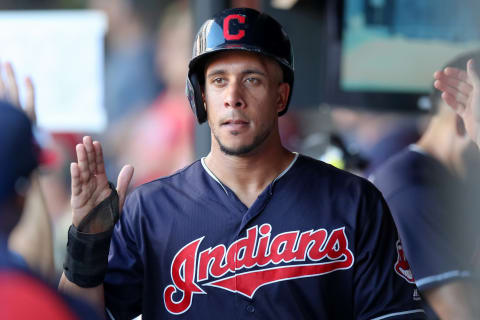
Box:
235;234;256;316
234;241;238;293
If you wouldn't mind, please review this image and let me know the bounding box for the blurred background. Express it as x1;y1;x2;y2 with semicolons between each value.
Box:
1;0;479;280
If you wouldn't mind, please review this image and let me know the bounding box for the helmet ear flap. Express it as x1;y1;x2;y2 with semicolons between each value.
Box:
186;73;207;124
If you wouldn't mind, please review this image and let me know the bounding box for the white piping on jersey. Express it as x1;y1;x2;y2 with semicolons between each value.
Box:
408;143;428;156
201;152;299;195
105;307;116;320
201;157;229;194
371;309;425;320
416;270;471;288
105;308;140;320
273;152;299;184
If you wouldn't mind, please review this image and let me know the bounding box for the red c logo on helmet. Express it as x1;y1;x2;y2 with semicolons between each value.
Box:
223;14;246;40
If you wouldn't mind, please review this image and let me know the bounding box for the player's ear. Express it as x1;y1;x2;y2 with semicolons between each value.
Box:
276;82;290;114
202;88;207;111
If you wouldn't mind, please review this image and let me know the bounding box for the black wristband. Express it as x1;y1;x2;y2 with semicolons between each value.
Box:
63;182;120;287
63;225;113;287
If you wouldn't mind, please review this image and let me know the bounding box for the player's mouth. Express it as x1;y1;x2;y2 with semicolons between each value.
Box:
221;119;250;131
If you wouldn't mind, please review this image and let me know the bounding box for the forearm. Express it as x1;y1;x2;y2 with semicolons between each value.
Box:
8;171;55;279
423;281;477;320
59;272;106;316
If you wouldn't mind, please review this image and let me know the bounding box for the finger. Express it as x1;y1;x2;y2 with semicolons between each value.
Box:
441;92;465;113
444;67;469;82
4;62;20;107
76;143;91;184
436;76;472;96
70;162;82;196
83;136;97;175
24;77;36;123
433;70;444;80
467;59;480;86
93;141;106;175
434;80;469;105
434;69;470;90
117;165;134;211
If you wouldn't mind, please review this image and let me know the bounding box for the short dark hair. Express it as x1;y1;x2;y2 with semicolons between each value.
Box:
430;50;480;113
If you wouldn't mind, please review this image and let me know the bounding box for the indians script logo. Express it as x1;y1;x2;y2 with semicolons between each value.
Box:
163;224;354;314
394;240;415;283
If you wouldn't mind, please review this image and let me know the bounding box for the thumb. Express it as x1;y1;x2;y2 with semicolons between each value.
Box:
467;59;480;87
116;164;134;212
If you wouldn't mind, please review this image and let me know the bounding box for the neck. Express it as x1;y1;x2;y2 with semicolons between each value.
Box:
416;116;464;178
204;133;294;207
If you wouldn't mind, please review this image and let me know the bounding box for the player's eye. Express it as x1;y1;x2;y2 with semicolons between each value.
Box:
211;77;226;86
245;77;260;85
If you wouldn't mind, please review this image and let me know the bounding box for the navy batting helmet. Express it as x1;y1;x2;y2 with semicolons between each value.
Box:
186;7;294;124
0;101;38;204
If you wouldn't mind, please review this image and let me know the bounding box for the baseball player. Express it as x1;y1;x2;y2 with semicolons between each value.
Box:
372;52;480;319
59;8;425;319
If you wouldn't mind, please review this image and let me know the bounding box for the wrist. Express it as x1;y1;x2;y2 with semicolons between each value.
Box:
63;224;113;288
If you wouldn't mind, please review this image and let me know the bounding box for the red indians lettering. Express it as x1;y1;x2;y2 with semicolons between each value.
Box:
163;224;354;314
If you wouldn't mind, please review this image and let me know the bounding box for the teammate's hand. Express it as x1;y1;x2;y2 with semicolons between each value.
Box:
0;62;35;122
71;136;134;231
434;59;480;147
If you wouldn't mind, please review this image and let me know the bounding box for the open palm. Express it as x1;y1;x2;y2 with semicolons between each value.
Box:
71;136;133;231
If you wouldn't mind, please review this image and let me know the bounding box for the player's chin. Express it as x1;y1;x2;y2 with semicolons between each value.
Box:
219;128;253;143
219;140;257;156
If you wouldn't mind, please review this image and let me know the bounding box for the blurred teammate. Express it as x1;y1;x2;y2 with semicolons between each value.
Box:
372;51;480;319
0;63;99;319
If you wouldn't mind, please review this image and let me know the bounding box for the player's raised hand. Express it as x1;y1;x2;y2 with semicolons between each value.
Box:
434;59;480;146
0;62;36;123
70;137;134;231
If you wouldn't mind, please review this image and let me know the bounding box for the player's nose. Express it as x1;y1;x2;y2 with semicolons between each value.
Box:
224;81;245;109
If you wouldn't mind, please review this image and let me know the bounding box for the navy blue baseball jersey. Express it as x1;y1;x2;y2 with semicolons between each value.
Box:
104;154;425;319
371;146;480;317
